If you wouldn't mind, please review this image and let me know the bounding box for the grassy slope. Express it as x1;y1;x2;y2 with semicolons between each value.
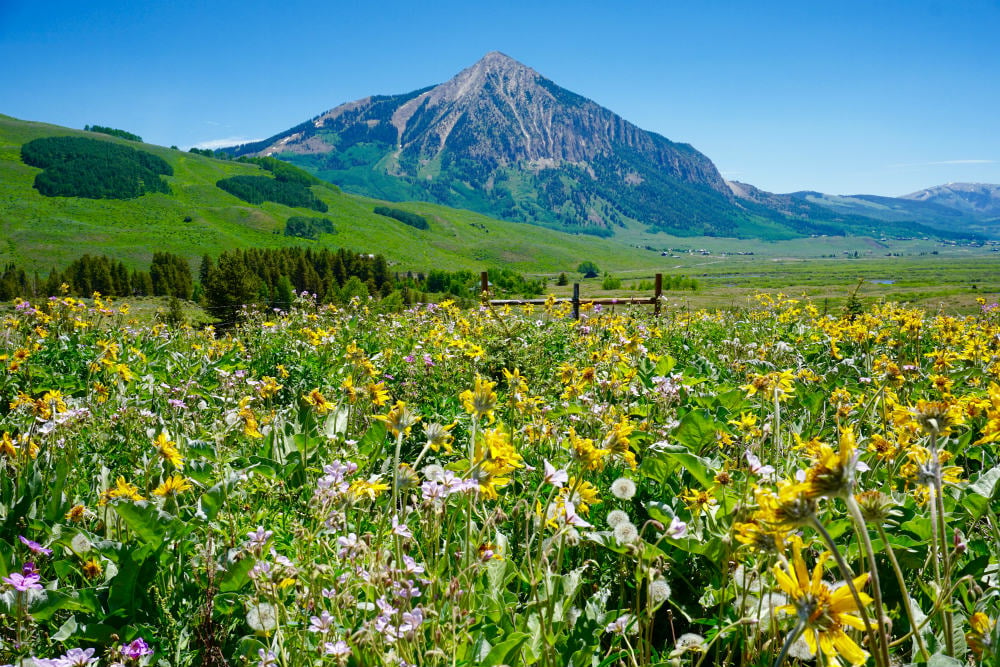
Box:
2;113;997;310
0;114;670;275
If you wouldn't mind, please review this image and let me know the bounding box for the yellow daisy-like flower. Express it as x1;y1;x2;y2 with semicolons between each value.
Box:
304;388;333;415
966;612;995;659
773;537;874;666
367;381;390;407
99;476;145;505
425;422;456;454
375;400;421;438
257;376;283;399
154;432;184;469
459;376;498;423
153;474;193;497
347;477;390;501
802;427;860;499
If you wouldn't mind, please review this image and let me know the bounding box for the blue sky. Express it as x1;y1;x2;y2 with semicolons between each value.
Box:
2;0;998;196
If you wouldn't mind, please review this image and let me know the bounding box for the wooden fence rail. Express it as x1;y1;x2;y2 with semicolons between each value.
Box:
480;272;663;319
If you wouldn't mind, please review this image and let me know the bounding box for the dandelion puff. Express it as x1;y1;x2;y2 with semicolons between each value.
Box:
675;633;706;653
649;578;671;605
606;509;630;528
422;464;445;482
613;521;639;544
246;602;278;633
787;636;815;661
70;533;92;553
610;477;636;500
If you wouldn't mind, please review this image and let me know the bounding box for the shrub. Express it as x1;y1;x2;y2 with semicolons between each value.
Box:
374;206;430;230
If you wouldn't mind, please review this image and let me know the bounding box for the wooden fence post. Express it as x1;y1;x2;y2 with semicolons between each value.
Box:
654;273;663;316
572;283;580;320
480;271;489;303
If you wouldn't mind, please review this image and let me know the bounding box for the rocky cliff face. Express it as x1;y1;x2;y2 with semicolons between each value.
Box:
227;53;959;239
228;52;755;235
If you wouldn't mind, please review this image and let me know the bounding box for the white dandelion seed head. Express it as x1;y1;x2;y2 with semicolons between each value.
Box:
246;602;278;632
422;464;445;482
606;509;630;528
649;578;671;604
676;633;706;652
613;521;639;544
70;533;93;553
610;477;636;500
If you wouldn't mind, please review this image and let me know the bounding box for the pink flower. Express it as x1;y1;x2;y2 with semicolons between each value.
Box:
19;535;53;556
3;572;42;591
543;459;568;488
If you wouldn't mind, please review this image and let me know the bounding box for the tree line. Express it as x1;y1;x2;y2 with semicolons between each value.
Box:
0;247;546;322
0;253;192;301
22;136;172;200
84;125;143;142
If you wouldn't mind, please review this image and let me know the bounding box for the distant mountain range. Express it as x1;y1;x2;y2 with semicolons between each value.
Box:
224;52;994;240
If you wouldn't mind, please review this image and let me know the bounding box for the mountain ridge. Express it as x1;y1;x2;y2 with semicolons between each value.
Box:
224;53;842;239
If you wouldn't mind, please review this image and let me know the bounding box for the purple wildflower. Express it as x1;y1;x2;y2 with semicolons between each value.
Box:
60;648;99;667
323;640;351;657
19;535;53;556
121;638;154;659
3;571;42;591
308;610;335;634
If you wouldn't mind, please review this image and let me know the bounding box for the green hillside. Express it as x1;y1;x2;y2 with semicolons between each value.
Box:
0;114;670;275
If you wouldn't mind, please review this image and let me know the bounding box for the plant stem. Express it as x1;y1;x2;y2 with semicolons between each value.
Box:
812;516;885;667
845;494;892;667
875;523;930;661
772;618;805;667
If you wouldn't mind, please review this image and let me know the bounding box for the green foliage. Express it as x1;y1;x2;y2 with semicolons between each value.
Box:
21;136;172;199
187;147;218;158
577;261;600;278
150;252;193;299
216;175;328;212
84;124;142;142
373;206;430;230
601;274;621;290
1;295;997;666
556;272;568;286
284;216;335;240
242;156;325;187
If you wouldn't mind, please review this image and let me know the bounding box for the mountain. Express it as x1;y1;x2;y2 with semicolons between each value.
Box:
788;184;1000;237
902;183;1000;219
0;114;669;274
227;52;921;240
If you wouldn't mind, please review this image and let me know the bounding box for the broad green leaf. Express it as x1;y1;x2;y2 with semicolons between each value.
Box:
641;442;713;488
220;555;256;593
672;410;718;452
481;632;529;666
113;501;171;549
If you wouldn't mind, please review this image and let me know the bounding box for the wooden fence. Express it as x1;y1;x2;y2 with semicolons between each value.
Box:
480;272;663;319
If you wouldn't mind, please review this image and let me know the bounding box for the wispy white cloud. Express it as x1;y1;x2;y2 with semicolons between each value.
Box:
888;159;995;168
187;136;262;150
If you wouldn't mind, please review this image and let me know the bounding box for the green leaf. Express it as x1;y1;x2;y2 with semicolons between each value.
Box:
480;632;529;666
672;410;718;452
29;590;98;620
654;355;676;376
51;615;78;641
641;442;713;488
970;466;1000;497
220;555;256;593
926;653;963;666
113;501;173;549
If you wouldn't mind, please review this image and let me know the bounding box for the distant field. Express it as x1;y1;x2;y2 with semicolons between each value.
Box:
537;251;1000;315
2;113;998;315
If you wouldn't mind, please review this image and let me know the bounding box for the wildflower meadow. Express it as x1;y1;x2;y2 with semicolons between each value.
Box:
1;291;999;666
